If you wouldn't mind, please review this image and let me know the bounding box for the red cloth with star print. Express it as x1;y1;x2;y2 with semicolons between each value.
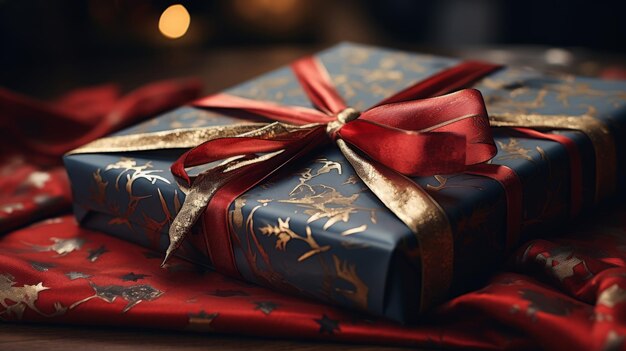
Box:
2;83;626;351
0;81;202;233
1;207;626;350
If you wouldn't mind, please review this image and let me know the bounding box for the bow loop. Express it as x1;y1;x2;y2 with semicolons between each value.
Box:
335;89;496;176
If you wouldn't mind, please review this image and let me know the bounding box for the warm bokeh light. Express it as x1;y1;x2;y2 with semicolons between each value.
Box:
158;4;190;39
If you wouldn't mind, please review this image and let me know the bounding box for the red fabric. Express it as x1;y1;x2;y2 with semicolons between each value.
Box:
182;59;504;276
2;70;624;351
1;207;625;350
0;80;203;233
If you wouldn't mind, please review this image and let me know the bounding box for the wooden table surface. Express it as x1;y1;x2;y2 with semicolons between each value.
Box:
0;323;413;351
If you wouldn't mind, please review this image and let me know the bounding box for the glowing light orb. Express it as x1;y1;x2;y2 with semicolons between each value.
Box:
158;4;190;39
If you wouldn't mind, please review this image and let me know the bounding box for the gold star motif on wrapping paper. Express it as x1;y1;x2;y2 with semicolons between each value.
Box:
598;284;626;308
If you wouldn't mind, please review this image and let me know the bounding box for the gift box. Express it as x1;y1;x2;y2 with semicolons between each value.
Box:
63;43;626;323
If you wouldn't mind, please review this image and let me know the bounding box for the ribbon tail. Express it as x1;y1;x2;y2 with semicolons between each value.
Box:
162;149;284;266
336;139;453;311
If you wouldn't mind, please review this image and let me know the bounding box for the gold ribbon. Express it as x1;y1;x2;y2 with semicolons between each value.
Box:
68;112;616;313
69;115;454;311
489;113;616;203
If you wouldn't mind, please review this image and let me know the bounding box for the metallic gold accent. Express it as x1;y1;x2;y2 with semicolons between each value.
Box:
162;120;301;264
332;255;369;310
489;113;616;202
162;150;283;266
336;139;453;311
497;138;534;161
279;186;375;230
258;217;331;262
326;107;360;137
0;274;66;319
337;107;361;123
91;169;108;206
289;159;342;196
103;158;170;229
67;124;268;154
340;225;367;236
230;197;247;230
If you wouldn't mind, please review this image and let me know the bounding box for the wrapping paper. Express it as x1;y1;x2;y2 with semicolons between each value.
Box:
1;66;625;351
0;80;202;234
1;206;626;351
64;43;626;322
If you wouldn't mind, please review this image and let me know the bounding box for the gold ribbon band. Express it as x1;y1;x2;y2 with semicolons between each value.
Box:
489;113;616;203
337;139;454;311
66;123;269;155
67;111;615;313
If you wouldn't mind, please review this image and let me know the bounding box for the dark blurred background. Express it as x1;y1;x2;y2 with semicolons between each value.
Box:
2;0;626;98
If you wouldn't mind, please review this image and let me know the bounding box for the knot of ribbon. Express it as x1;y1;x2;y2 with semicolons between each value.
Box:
69;55;507;310
67;53;618;310
325;107;361;139
164;56;501;293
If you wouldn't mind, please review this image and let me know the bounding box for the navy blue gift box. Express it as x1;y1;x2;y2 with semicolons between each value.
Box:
64;43;626;322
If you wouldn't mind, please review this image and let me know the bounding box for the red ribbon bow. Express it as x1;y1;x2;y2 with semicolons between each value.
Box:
169;56;502;277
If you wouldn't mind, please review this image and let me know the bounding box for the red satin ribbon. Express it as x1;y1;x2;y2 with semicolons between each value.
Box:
511;127;583;217
173;57;506;277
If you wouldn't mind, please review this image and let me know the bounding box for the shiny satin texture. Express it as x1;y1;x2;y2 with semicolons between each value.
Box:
0;80;203;234
164;58;502;298
1;205;626;351
2;79;626;351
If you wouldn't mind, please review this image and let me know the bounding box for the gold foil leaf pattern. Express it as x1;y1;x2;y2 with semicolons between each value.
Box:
258;217;330;262
340;225;367;236
230;197;247;230
290;158;342;196
497;138;534;161
342;175;359;185
143;189;180;249
280;158;376;229
102;158;171;228
280;186;363;230
332;255;368;310
91;169;108;206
